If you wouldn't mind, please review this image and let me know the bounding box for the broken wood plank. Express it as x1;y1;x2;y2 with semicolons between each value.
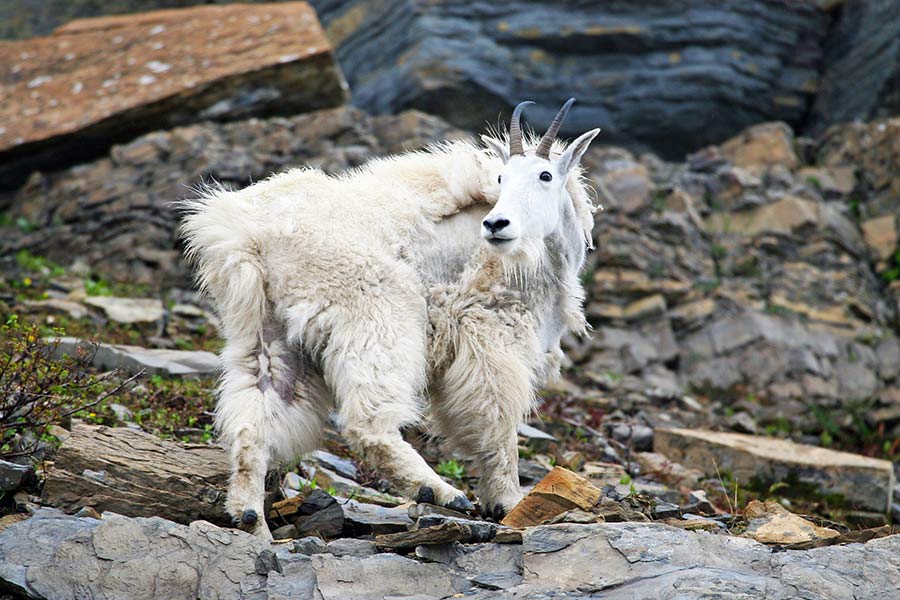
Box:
41;423;231;526
501;466;602;528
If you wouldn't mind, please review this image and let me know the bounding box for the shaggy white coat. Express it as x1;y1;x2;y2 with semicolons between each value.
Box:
180;135;596;538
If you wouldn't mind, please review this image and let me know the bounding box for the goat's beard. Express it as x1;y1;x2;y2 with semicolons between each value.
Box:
498;236;546;285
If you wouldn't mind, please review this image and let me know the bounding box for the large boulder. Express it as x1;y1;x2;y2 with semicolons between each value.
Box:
0;2;347;190
311;0;830;157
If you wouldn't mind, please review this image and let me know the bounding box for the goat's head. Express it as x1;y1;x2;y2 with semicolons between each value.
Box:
481;99;599;256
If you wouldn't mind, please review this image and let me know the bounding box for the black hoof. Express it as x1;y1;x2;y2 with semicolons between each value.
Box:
231;516;241;527
416;486;435;504
483;504;508;522
446;495;475;513
241;509;258;525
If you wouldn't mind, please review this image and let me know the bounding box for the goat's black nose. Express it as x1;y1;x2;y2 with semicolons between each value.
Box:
483;217;510;233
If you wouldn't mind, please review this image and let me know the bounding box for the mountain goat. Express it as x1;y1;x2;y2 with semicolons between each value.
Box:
180;100;600;539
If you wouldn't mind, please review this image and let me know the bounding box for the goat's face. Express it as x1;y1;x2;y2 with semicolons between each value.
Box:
481;99;599;256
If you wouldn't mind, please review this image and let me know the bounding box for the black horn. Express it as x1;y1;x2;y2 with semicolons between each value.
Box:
509;101;534;156
535;98;575;159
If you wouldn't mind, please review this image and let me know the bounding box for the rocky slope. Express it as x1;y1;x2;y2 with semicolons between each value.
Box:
4;109;898;458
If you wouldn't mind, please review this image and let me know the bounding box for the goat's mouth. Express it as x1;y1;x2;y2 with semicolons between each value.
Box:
484;235;518;253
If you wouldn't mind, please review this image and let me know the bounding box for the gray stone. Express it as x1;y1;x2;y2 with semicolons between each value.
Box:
341;498;414;536
325;538;377;558
311;449;358;480
4;511;900;599
877;337;900;382
83;296;164;324
811;0;900;133
51;337;220;376
0;460;33;492
0;509;266;599
291;536;328;556
310;552;470;600
656;428;895;514
107;402;134;423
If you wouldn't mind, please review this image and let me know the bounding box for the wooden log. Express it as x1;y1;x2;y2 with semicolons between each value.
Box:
375;518;496;551
42;423;231;526
501;466;602;528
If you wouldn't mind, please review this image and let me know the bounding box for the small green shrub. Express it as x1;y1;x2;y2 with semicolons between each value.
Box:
0;315;134;460
435;459;465;480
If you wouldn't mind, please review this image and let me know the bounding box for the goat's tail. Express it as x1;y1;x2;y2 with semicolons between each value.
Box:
176;183;267;341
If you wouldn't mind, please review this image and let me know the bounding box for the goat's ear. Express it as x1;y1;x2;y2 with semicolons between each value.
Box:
481;135;510;164
557;128;600;174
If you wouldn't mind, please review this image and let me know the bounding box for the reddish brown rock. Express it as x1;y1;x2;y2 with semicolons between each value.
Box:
501;467;602;528
0;2;347;189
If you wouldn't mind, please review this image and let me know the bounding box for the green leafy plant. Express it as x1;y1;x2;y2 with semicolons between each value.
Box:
882;249;900;283
84;277;114;297
435;459;465;480
0;315;138;460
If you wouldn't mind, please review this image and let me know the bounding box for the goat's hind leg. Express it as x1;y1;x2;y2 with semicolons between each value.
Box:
216;336;327;540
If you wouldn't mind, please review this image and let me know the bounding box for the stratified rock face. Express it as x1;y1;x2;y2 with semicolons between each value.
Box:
2;107;466;285
811;0;900;133
1;511;898;599
0;2;347;189
310;0;829;157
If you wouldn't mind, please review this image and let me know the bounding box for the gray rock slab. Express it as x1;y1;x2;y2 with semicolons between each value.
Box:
83;296;164;324
310;552;470;600
324;537;377;558
52;337;220;376
655;428;895;513
0;509;266;600
311;450;358;480
341;498;415;535
3;512;899;599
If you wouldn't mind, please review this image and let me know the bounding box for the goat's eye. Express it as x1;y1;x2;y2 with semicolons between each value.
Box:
539;171;552;182
497;174;502;184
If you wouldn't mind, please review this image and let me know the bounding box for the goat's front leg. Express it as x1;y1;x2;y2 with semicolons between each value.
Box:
431;333;534;520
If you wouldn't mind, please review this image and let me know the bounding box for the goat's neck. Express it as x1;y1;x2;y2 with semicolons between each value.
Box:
498;201;588;349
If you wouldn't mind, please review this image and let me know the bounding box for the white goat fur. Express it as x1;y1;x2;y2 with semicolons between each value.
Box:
180;133;597;538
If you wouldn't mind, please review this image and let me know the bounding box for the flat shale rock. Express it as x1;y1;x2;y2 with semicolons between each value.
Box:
655;428;895;513
0;2;347;189
53;337;220;375
41;423;230;526
83;296;164;324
